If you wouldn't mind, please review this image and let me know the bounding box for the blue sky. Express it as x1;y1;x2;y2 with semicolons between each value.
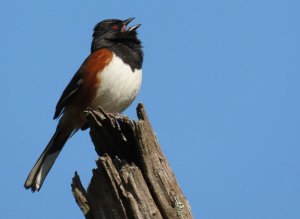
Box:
1;0;300;218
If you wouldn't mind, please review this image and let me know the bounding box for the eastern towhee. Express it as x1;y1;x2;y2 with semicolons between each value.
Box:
24;18;143;192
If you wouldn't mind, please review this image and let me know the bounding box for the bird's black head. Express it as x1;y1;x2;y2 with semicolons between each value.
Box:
91;18;142;53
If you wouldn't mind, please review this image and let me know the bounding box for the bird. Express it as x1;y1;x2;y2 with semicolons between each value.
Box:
24;18;143;192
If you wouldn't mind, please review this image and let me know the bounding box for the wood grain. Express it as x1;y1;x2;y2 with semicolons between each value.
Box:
71;104;193;219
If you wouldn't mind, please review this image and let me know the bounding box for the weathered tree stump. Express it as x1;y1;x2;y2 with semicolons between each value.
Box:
71;103;193;219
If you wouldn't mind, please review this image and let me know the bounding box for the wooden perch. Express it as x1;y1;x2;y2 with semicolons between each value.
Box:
71;103;193;219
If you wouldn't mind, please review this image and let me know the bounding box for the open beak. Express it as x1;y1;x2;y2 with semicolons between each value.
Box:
122;17;141;32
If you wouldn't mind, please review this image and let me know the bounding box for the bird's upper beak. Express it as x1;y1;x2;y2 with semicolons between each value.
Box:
122;17;141;32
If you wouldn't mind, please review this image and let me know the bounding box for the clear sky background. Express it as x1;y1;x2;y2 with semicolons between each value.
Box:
1;0;300;218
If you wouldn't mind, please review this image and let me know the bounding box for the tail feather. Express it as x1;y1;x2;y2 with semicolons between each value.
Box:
24;128;72;192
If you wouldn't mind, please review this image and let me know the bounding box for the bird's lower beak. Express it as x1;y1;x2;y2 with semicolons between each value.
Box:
128;24;141;32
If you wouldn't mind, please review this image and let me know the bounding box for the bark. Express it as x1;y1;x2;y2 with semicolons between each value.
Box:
71;103;193;219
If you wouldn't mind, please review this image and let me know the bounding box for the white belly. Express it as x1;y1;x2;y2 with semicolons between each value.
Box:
91;54;142;112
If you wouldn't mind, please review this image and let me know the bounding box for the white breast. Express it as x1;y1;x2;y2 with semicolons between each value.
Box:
91;54;142;113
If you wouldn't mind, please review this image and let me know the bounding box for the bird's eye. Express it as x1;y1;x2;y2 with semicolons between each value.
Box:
112;25;119;30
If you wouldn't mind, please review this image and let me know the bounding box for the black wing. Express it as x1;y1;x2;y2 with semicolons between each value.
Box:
53;71;83;119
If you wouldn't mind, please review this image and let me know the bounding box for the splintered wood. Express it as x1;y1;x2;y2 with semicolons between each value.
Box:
71;104;193;219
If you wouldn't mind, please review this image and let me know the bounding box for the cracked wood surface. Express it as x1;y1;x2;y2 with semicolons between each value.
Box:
71;104;193;219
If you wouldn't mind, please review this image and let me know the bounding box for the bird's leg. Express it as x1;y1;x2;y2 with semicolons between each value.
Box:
106;112;122;130
106;112;127;142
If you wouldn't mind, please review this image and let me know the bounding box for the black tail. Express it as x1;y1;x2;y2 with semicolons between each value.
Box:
24;127;73;192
